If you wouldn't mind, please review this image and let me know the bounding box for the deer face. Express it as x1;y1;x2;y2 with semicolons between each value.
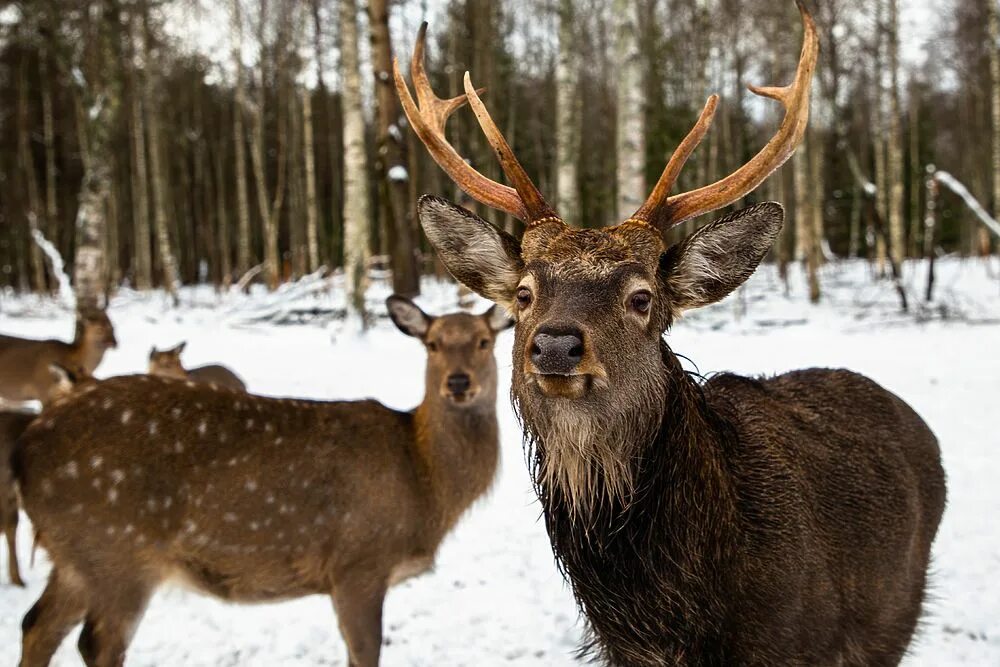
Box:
397;5;815;510
387;296;513;408
148;343;187;379
419;198;783;508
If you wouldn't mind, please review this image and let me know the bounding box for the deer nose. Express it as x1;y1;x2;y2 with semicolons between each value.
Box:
447;373;471;395
531;327;584;375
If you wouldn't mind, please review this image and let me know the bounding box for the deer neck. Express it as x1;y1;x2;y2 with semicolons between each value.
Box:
68;338;105;374
413;393;499;534
535;342;742;660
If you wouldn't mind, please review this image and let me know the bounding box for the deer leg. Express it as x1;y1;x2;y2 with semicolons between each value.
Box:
4;505;24;587
77;582;153;667
19;568;88;667
331;577;388;667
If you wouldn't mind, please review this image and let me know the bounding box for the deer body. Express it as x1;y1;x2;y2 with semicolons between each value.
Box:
0;311;116;405
148;343;246;391
15;300;511;667
540;355;944;665
399;3;945;664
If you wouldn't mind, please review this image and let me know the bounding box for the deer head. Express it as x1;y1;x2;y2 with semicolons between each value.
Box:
387;296;513;407
148;342;188;380
76;308;117;350
397;4;817;512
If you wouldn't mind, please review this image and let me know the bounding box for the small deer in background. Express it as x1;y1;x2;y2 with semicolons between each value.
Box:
0;308;115;405
14;296;512;667
2;363;94;587
148;342;246;391
398;3;945;664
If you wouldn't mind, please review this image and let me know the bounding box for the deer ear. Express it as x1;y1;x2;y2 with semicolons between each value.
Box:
174;341;187;356
386;295;432;339
483;304;515;333
418;195;524;308
149;346;157;359
661;202;783;314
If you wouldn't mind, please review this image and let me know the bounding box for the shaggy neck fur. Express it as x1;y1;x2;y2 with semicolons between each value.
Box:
522;342;743;666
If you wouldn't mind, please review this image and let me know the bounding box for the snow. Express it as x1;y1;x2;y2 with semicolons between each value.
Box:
934;171;1000;240
1;257;999;665
388;165;409;182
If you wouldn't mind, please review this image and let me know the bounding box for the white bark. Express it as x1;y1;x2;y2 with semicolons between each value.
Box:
555;0;580;222
340;0;371;325
613;0;644;220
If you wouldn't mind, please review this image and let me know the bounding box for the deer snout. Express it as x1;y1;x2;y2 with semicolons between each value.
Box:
531;326;584;376
446;373;471;397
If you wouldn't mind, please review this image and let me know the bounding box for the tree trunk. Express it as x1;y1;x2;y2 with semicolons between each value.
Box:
614;0;644;220
874;0;888;276
17;53;47;292
74;0;123;311
128;9;152;289
341;0;371;325
368;0;420;296
807;128;823;302
232;0;252;276
555;0;580;223
990;0;1000;255
908;88;922;258
886;0;905;270
141;5;180;301
40;42;59;248
794;132;819;302
302;87;320;271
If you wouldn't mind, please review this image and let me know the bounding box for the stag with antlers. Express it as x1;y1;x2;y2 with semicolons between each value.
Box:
396;2;945;664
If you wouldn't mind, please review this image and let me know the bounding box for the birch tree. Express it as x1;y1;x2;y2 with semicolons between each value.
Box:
340;0;370;325
614;0;644;220
232;0;253;276
555;0;580;222
886;0;905;270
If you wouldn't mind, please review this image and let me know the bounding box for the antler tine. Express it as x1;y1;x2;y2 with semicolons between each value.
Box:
394;23;529;220
636;0;819;231
463;74;560;226
628;95;719;225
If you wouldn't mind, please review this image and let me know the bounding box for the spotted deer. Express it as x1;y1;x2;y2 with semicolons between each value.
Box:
0;308;116;406
397;3;946;665
2;363;95;588
148;342;247;391
13;297;511;667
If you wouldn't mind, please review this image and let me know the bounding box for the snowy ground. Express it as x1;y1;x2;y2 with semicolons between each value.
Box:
0;258;998;666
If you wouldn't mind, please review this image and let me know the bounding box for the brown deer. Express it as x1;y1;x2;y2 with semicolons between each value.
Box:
396;4;946;665
13;296;512;667
148;342;247;391
2;363;95;588
0;308;116;405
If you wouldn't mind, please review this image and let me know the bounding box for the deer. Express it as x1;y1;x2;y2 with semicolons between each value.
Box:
13;296;512;667
0;308;116;406
395;3;946;665
2;363;95;588
148;342;247;391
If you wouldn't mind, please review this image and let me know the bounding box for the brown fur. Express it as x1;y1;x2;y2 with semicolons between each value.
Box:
14;299;511;667
418;194;947;665
1;364;95;589
148;343;247;392
0;309;116;405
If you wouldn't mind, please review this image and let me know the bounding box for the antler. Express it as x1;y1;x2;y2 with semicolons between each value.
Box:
632;0;819;230
394;23;558;225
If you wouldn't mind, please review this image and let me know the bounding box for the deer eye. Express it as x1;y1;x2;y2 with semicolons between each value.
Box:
479;338;490;350
629;290;652;315
516;287;533;309
427;341;439;352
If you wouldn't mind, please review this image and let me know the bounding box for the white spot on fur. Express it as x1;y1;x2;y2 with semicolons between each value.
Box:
197;420;207;435
61;461;79;479
110;469;125;484
171;407;182;419
148;421;158;435
245;478;257;492
223;512;237;523
121;410;132;424
90;455;103;470
108;488;118;503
